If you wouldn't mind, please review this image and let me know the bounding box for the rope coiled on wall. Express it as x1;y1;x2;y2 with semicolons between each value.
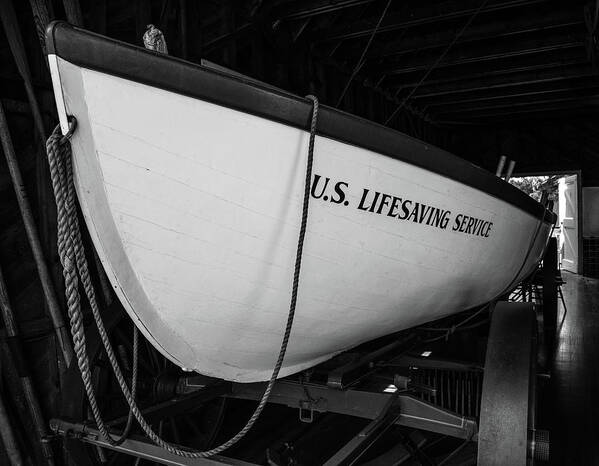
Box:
46;95;319;457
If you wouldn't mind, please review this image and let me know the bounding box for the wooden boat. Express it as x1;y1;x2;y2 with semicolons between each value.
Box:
46;23;556;383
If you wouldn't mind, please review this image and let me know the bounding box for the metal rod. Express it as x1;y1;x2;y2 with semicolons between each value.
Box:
0;379;24;466
505;160;516;181
0;264;55;466
50;420;255;466
495;155;507;176
324;391;402;465
0;102;73;367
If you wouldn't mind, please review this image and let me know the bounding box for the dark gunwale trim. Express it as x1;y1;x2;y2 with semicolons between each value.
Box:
46;21;556;225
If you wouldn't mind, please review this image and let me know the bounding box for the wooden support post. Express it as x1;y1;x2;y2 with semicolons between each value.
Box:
27;0;54;55
0;263;55;466
0;0;72;368
0;0;46;143
2;0;51;254
0;102;73;368
542;237;558;361
23;0;64;334
0;382;24;466
61;0;83;26
478;302;537;466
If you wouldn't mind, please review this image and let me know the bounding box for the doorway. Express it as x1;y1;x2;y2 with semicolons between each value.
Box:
559;175;579;273
509;172;582;274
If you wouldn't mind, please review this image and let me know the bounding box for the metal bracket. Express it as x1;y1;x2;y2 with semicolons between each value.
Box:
298;400;314;423
59;115;77;145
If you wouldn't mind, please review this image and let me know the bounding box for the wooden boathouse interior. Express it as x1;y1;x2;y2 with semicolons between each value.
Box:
0;1;598;465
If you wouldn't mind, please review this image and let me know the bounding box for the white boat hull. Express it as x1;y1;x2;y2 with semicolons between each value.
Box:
48;50;552;382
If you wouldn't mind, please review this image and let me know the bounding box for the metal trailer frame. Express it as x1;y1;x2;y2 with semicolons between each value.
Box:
51;366;477;466
51;248;560;465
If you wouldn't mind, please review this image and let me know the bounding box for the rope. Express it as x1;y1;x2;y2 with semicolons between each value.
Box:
114;325;138;445
46;95;319;457
46;124;138;447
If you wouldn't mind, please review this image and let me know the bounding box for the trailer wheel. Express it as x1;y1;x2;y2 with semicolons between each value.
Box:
477;301;548;465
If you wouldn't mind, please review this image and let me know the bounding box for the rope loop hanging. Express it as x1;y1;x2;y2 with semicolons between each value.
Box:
46;123;137;447
46;94;319;457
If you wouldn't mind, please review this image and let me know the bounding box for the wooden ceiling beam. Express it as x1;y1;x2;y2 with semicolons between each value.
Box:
274;0;375;22
418;77;599;108
428;87;599;114
370;8;583;59
434;95;599;118
397;64;596;99
374;30;584;76
381;50;588;89
318;0;551;42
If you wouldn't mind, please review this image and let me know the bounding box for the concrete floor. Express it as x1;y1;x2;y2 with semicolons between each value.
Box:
545;272;599;465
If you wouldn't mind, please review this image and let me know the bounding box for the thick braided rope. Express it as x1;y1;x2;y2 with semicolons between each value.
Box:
116;325;138;445
47;129;138;446
47;129;112;442
46;95;319;457
60;128;137;444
